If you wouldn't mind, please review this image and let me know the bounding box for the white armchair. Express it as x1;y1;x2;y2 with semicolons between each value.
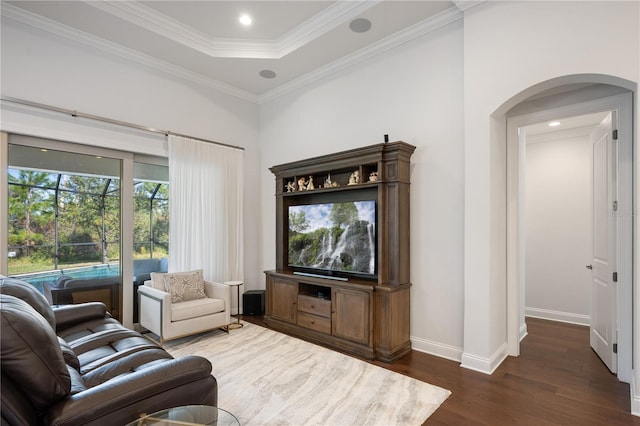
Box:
138;270;231;344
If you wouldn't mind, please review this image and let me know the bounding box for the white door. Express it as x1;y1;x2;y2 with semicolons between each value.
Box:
589;112;617;373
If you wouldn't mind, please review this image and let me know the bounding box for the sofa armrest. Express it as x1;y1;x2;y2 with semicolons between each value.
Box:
42;281;58;304
204;281;231;310
53;302;108;331
46;355;217;426
137;284;172;336
137;283;169;299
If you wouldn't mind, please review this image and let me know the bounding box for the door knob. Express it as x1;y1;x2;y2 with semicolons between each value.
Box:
586;264;593;270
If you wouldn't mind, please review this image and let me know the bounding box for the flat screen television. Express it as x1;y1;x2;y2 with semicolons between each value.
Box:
288;200;376;280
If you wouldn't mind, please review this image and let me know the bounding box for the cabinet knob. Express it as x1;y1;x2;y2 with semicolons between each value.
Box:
311;305;315;308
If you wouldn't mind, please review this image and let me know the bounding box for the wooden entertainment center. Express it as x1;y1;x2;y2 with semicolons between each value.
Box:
264;141;415;362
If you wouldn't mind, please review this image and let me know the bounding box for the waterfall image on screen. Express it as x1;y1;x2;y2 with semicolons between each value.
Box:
288;201;376;275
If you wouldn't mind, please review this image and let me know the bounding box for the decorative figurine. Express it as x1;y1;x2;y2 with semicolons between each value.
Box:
368;171;378;182
307;176;315;190
324;173;333;188
297;176;307;191
347;170;359;185
286;181;296;192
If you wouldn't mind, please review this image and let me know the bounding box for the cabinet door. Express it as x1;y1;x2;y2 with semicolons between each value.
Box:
332;288;370;345
270;279;297;323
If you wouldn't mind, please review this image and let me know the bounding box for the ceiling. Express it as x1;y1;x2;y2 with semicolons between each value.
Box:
525;111;608;141
2;1;474;103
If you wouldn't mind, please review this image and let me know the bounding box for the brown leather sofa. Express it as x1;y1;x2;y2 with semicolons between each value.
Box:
0;278;217;426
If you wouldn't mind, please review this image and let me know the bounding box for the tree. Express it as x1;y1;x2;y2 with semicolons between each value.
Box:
329;202;358;228
133;182;169;257
7;169;169;269
289;210;309;233
57;175;120;263
8;171;55;251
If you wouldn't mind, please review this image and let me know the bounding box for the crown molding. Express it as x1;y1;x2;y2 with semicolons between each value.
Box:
258;6;463;104
86;0;379;59
86;1;245;56
452;1;486;12
273;0;379;58
3;2;463;105
1;3;258;103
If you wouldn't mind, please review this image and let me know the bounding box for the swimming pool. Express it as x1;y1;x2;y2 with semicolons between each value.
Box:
11;263;121;293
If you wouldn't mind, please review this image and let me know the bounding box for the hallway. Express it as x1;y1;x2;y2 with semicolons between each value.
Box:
381;318;637;425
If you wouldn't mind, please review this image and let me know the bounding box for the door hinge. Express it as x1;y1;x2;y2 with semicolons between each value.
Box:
612;201;618;212
613;129;618;140
613;343;618;354
613;272;618;282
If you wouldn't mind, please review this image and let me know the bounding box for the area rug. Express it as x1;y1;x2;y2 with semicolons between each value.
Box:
164;322;450;426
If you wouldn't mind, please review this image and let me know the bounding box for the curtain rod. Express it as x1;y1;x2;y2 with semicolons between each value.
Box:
1;97;244;151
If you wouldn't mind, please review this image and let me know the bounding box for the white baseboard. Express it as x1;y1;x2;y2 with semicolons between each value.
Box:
525;307;590;326
410;336;462;362
461;342;508;375
520;322;528;342
632;373;640;417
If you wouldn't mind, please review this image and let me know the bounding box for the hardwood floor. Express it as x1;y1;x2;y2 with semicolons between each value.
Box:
244;316;639;425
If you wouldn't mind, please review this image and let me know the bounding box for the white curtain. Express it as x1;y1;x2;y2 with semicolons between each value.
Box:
168;135;244;283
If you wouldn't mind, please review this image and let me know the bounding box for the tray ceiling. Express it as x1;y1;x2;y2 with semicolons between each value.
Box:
2;1;472;102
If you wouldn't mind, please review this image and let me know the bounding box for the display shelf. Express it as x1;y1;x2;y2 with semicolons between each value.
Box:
265;141;415;362
280;163;379;194
281;180;379;197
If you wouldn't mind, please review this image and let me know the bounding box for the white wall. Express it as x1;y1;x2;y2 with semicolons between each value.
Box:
525;133;592;325
462;0;638;373
0;19;262;313
259;21;465;360
1;22;259;152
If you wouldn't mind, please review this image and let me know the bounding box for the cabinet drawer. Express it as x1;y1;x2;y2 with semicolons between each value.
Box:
297;295;331;318
297;311;331;334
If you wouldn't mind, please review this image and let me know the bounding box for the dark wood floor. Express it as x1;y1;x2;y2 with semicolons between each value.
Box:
244;316;639;425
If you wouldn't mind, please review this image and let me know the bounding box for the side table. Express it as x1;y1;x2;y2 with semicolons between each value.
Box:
225;281;243;329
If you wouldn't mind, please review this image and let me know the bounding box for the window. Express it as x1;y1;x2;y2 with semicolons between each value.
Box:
133;180;169;259
7;144;121;276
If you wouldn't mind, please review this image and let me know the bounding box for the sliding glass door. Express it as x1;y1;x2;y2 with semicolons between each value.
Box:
3;135;171;328
4;134;137;326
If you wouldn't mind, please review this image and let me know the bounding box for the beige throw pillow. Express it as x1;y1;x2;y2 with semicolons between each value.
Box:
163;270;206;303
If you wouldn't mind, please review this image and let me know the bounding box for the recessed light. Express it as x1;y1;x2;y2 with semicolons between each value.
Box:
548;121;561;127
259;69;276;79
40;148;48;152
239;14;252;26
349;18;372;33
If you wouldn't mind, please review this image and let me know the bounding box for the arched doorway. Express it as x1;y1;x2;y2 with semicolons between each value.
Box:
496;74;635;383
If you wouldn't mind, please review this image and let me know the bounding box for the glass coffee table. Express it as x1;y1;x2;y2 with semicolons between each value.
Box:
127;405;239;426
